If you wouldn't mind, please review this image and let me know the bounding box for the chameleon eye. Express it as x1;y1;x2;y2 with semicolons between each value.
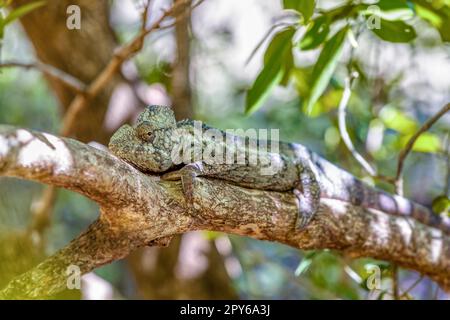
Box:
136;121;155;142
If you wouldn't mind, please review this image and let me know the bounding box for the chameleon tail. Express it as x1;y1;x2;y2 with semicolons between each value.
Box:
329;177;450;235
313;156;450;235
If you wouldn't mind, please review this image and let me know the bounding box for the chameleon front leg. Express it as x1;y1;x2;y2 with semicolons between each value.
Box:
162;161;223;214
293;164;321;230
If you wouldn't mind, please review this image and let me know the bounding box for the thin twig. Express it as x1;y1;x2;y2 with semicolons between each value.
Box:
136;0;152;49
339;29;402;297
0;61;86;93
340;30;403;298
338;75;377;176
395;103;450;191
391;103;449;297
30;0;199;237
157;0;206;31
61;0;198;137
142;0;151;30
244;21;296;66
338;26;377;177
399;275;424;299
21;0;196;240
444;133;450;197
391;264;400;300
433;283;440;300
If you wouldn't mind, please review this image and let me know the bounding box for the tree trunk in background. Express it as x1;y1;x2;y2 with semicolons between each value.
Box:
13;0;237;299
126;0;238;299
4;0;120;299
171;0;193;120
13;0;119;144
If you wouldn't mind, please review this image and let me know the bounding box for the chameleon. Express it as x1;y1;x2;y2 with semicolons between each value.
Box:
109;105;450;235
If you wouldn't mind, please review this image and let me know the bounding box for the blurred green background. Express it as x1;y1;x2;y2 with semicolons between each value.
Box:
0;0;449;299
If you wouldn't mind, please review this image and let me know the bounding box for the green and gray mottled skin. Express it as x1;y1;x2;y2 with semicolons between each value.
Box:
109;105;450;234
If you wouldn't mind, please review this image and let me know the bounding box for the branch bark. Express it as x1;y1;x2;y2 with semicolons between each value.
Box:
0;125;449;298
126;1;237;299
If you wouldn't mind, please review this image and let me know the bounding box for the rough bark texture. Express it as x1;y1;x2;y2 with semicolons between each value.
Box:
0;125;448;299
126;2;236;298
11;0;235;299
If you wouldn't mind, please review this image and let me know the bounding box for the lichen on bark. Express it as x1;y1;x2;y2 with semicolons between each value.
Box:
0;125;449;298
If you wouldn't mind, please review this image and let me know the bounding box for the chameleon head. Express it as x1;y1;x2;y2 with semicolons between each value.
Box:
137;105;177;130
108;105;178;173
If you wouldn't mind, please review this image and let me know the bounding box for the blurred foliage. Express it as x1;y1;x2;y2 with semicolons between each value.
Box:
0;69;60;131
245;0;450;115
0;1;45;51
207;0;449;300
0;0;448;300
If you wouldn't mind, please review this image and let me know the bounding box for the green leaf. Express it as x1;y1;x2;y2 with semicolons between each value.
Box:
416;4;443;26
263;27;295;65
283;0;316;23
304;26;348;114
362;0;414;21
295;258;313;276
379;106;418;134
0;11;4;39
292;67;312;97
438;18;450;41
414;0;450;42
279;48;294;87
295;251;318;276
245;67;283;116
326;3;360;21
299;15;330;50
432;195;450;215
369;19;417;43
406;132;442;153
245;27;295;115
3;1;45;26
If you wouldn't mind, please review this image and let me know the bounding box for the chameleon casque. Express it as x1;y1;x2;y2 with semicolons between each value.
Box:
109;105;450;234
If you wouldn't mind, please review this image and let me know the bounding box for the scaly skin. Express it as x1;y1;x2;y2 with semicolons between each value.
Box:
109;105;450;234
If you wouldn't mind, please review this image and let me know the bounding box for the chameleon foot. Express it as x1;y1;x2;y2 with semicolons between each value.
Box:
162;162;204;214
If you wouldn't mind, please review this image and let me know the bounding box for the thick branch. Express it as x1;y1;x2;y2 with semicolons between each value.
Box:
0;125;449;298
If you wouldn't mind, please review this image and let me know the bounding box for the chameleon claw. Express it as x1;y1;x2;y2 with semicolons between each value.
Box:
164;163;203;215
293;188;316;231
109;106;450;237
296;213;313;230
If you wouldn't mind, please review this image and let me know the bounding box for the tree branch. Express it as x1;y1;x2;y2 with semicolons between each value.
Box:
0;125;449;298
395;103;450;190
338;75;377;176
0;61;86;93
61;0;199;137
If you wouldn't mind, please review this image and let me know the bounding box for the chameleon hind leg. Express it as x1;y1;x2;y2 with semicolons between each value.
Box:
293;164;321;230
